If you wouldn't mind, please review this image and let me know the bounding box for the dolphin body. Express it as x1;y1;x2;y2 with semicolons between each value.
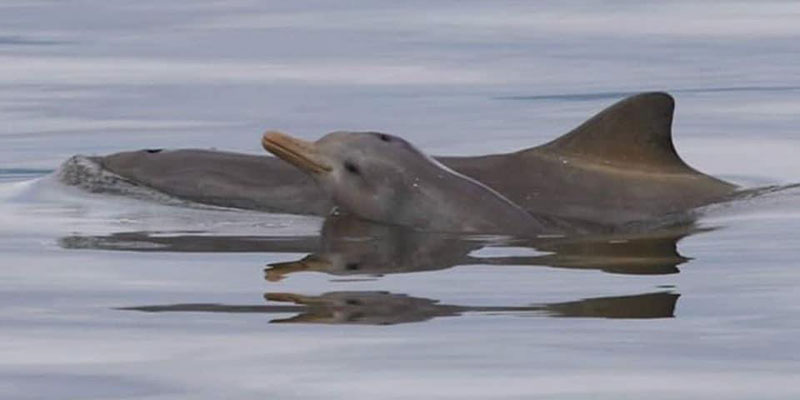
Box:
57;92;736;226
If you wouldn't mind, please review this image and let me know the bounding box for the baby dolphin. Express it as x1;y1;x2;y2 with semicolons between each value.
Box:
263;130;550;234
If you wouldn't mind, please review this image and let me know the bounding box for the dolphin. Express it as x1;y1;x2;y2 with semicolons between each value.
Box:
262;129;554;234
57;92;737;225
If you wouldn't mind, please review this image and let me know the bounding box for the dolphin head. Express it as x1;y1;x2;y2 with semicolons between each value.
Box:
262;130;541;234
262;130;446;226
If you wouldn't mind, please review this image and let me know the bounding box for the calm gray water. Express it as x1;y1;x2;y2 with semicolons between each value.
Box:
1;1;800;399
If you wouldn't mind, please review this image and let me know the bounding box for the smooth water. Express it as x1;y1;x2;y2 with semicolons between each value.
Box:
1;1;800;399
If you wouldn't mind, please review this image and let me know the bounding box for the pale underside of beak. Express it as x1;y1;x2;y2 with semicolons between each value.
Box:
261;130;332;174
265;255;332;282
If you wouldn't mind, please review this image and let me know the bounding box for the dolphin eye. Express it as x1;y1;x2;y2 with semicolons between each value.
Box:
345;262;360;270
344;161;360;175
378;134;392;142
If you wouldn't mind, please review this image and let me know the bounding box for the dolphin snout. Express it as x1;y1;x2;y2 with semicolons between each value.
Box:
262;130;333;174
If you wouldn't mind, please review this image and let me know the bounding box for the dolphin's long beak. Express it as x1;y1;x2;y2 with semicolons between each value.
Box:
261;131;332;174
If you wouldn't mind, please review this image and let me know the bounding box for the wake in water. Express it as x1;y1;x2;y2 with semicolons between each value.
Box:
0;165;322;240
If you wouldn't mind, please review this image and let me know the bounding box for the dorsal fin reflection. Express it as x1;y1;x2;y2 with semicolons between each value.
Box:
122;291;680;325
59;214;702;278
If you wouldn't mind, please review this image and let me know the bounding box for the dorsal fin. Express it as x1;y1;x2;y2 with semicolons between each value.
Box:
534;92;693;173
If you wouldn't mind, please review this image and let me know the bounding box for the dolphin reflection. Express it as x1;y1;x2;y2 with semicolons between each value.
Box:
59;215;702;278
122;291;679;325
266;220;697;280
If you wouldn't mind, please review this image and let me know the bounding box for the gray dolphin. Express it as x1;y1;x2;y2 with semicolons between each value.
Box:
57;92;736;225
263;129;549;234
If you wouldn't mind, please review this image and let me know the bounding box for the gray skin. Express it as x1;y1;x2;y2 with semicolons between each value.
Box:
263;130;549;234
58;92;738;226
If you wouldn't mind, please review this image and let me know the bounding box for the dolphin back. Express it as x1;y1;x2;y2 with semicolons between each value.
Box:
445;92;737;225
535;92;722;175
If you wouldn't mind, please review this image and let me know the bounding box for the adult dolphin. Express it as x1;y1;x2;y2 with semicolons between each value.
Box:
58;92;736;225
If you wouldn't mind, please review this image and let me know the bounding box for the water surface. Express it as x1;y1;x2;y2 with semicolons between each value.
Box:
1;1;799;399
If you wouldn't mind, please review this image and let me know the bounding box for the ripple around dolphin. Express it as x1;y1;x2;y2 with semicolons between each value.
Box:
120;291;680;325
0;168;53;182
0;35;67;46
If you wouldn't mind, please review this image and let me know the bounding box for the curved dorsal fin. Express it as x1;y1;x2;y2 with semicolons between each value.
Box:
535;92;693;173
